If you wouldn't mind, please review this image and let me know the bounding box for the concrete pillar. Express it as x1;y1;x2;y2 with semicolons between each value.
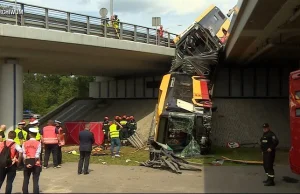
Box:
89;76;114;98
0;59;23;135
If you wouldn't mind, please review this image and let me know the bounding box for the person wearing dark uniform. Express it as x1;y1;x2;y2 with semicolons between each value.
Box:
102;117;110;150
128;116;137;137
260;123;279;186
120;115;128;145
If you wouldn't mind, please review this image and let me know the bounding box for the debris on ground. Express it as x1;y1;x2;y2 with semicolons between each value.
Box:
140;140;202;174
282;176;299;183
126;159;131;163
91;146;107;156
102;162;107;165
227;142;259;148
210;159;224;166
67;150;80;156
221;156;263;165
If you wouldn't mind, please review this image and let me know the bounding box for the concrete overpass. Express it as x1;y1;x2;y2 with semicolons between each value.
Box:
0;0;177;131
225;0;300;66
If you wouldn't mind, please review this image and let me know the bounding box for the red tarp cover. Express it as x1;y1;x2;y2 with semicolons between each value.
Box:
64;122;104;146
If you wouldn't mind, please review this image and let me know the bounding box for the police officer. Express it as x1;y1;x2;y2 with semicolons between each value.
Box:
260;123;279;186
102;117;110;149
14;121;27;171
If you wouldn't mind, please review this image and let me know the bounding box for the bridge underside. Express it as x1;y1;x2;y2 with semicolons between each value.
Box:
226;0;300;66
0;36;172;77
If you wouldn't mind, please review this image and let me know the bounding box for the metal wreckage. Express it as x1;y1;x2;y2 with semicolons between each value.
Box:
141;23;224;173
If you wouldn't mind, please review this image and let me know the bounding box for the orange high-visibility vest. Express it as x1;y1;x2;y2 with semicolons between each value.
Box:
42;126;58;144
23;139;41;166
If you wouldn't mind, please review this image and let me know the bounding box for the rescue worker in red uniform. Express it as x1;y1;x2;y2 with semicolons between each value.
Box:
102;117;110;149
55;120;65;167
22;128;42;194
0;131;22;194
41;120;59;169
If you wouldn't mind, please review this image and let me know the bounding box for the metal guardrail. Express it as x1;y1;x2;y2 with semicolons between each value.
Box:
0;0;177;48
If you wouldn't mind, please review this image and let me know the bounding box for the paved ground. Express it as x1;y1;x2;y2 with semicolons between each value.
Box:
1;163;299;193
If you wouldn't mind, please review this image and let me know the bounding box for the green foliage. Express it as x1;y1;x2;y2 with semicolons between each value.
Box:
23;73;95;115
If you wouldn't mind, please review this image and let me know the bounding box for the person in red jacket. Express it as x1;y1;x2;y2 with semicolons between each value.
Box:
0;131;22;194
55;120;65;167
22;128;41;194
41;120;59;169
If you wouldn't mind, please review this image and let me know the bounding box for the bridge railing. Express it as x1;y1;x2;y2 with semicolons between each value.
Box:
0;0;177;48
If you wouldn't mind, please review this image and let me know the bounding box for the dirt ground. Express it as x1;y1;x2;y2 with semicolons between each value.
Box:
3;163;300;193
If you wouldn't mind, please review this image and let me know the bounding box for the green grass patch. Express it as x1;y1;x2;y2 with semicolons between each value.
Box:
61;146;289;166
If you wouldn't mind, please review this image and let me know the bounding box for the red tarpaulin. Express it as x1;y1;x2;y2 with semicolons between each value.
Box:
64;122;104;146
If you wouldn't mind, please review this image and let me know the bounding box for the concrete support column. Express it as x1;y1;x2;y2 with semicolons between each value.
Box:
0;59;23;134
89;76;114;98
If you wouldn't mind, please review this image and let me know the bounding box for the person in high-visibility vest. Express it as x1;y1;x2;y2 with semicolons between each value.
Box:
108;117;123;157
22;128;42;194
41;120;59;169
0;125;6;142
113;15;120;29
14;121;27;146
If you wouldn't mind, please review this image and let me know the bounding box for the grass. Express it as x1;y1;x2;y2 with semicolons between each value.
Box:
61;146;290;166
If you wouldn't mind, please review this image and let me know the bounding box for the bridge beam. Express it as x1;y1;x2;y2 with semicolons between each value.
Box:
240;0;300;64
0;59;23;134
89;76;115;98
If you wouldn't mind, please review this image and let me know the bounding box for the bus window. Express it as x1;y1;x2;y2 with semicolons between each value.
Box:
218;11;225;20
296;108;300;117
295;91;300;99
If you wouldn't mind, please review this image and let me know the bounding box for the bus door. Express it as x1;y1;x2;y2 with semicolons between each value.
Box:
289;70;300;174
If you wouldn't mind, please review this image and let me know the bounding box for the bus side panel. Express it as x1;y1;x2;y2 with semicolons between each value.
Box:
289;70;300;175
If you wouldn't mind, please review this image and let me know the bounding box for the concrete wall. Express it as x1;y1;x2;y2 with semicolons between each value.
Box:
214;67;294;98
89;76;162;99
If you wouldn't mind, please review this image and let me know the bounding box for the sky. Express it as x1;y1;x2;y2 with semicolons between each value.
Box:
14;0;238;34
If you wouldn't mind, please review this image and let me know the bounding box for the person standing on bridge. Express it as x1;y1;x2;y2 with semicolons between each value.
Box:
22;128;42;194
41;120;60;169
78;123;95;175
55;120;65;167
260;123;279;186
108;117;123;157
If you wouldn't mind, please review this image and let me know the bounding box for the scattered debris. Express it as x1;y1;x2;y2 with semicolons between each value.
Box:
128;133;145;148
67;150;80;156
282;176;299;183
140;140;202;174
101;162;107;165
210;159;224;166
126;159;131;163
221;156;263;165
227;142;259;148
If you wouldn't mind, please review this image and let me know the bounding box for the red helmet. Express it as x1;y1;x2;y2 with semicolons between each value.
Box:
114;116;119;120
104;117;108;120
130;116;134;119
126;117;130;120
122;115;127;119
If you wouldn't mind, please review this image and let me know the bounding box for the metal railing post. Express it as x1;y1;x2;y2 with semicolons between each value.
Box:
87;16;90;35
168;33;171;47
20;4;25;26
45;8;49;29
67;12;70;32
104;20;107;37
134;25;137;41
120;23;123;40
146;28;149;44
158;33;160;46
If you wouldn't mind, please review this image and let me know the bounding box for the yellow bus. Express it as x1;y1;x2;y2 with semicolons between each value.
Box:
174;5;230;44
